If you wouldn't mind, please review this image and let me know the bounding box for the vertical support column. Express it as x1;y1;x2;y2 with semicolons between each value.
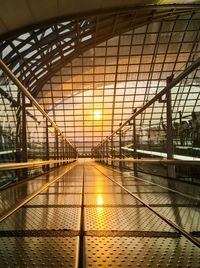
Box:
166;75;175;178
132;109;138;176
98;148;100;162
66;143;69;164
94;148;96;161
62;139;64;166
99;146;102;163
119;124;122;170
106;139;109;165
73;148;76;161
55;131;59;168
97;148;99;162
111;135;114;167
61;140;63;165
69;146;72;162
45;119;50;171
102;143;105;164
21;94;28;178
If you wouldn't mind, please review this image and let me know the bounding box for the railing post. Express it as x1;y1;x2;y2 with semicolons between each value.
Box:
119;124;122;170
69;146;71;162
106;139;109;165
102;143;105;164
132;109;138;176
166;75;176;178
61;139;64;165
55;131;59;167
21;94;28;178
45;119;50;171
111;136;114;167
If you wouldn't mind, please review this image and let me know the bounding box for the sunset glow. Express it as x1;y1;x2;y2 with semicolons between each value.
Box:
93;110;102;120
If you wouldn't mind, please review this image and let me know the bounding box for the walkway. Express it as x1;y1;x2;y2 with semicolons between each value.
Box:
0;160;199;267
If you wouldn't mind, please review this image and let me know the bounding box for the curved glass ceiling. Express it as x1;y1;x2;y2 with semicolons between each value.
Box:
0;8;200;156
38;13;200;155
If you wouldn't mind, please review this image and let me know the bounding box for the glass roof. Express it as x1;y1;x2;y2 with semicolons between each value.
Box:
37;13;200;155
0;9;200;156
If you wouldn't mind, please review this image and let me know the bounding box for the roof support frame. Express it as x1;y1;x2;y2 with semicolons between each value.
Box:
96;57;200;147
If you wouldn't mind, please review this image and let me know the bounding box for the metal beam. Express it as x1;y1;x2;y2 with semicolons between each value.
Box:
97;57;200;147
0;59;75;149
99;158;200;166
0;159;77;171
166;75;176;178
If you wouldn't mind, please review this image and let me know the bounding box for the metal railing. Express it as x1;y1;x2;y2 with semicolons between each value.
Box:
94;58;200;179
0;59;77;184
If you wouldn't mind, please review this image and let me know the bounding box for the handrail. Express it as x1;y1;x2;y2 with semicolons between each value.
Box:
0;159;77;171
96;57;200;147
0;59;75;150
100;158;200;165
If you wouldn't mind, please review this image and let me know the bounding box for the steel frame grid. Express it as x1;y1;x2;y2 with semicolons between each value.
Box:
0;9;199;158
37;13;200;156
0;6;198;93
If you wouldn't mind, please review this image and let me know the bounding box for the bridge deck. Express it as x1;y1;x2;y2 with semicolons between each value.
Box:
0;160;199;267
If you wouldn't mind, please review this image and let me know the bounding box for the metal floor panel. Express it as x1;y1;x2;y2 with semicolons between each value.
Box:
84;178;111;183
84;237;200;267
84;181;115;187
84;193;141;206
124;185;170;193
84;186;127;194
115;181;150;186
84;207;175;232
64;172;83;179
0;237;79;267
27;193;82;206
43;186;82;194
1;161;200;267
136;192;199;205
62;177;83;181
154;206;200;232
51;181;83;187
138;172;200;198
0;166;75;217
0;207;81;230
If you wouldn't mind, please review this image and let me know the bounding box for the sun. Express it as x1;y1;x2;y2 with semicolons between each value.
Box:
93;110;102;120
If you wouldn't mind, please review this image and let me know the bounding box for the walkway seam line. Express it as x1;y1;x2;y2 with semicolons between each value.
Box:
0;162;77;224
98;164;200;202
94;164;200;248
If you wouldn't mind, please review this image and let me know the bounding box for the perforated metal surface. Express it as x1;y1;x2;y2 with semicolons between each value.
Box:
0;207;81;230
0;178;48;216
64;168;83;179
27;194;82;206
84;194;141;206
0;167;75;217
51;182;83;187
116;181;150;186
84;207;175;232
59;178;83;182
136;193;199;205
43;186;82;194
1;162;200;267
84;186;127;194
0;237;79;267
84;181;114;187
125;185;169;193
84;237;200;267
154;206;200;233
